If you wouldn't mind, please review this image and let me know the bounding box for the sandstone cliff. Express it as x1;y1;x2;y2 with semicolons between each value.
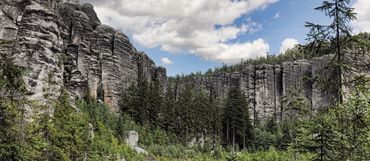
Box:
170;53;370;124
0;0;166;110
1;0;369;123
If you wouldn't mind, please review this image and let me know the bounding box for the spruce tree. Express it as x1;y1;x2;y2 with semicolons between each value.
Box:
295;113;339;161
49;90;88;160
209;97;225;147
330;84;370;160
223;86;253;150
138;81;150;125
160;85;177;132
304;0;356;104
177;84;195;139
147;80;163;127
0;53;27;160
193;89;210;136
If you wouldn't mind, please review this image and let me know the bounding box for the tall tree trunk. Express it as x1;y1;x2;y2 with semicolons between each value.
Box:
232;124;235;151
335;0;343;104
226;121;229;145
243;129;246;149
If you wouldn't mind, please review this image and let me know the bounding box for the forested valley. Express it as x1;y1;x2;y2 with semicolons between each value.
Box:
1;0;370;160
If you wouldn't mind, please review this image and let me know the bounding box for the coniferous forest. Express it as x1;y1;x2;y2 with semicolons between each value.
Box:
1;0;370;161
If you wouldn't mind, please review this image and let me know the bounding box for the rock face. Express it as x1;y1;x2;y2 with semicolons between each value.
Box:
170;54;370;124
0;0;166;111
1;0;369;123
125;131;148;155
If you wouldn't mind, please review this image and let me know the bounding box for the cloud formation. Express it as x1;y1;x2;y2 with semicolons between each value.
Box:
83;0;278;63
280;38;298;53
160;57;173;65
352;0;370;33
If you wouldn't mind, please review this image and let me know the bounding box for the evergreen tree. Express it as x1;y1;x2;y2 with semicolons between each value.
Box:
177;84;195;140
160;85;177;133
209;97;225;147
0;53;27;160
120;82;150;125
280;87;311;148
147;80;163;127
120;84;139;118
295;113;339;161
137;81;150;125
329;83;370;160
223;86;253;150
0;101;23;160
193;89;210;136
240;92;254;150
49;90;88;160
304;0;356;103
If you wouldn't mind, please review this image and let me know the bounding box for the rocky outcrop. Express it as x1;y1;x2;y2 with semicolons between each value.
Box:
1;0;369;123
170;54;370;124
125;131;148;155
0;0;166;111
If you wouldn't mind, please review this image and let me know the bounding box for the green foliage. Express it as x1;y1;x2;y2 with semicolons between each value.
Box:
295;84;370;161
304;0;358;104
295;113;339;161
223;86;254;150
253;128;278;151
0;52;27;160
148;144;189;159
194;46;307;77
0;101;24;160
155;147;312;161
159;85;177;132
0;54;27;98
74;99;148;161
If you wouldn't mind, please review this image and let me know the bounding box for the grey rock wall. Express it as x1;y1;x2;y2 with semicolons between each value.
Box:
170;56;368;124
1;0;368;121
0;0;166;111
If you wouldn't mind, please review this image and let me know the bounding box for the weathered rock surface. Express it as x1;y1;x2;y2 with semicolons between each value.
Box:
170;54;370;124
0;0;166;111
125;131;148;155
1;0;369;124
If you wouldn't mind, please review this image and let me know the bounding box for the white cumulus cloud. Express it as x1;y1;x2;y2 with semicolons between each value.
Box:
280;38;298;53
161;57;173;65
83;0;278;63
352;0;370;33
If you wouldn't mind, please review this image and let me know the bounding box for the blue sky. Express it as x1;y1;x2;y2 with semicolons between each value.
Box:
87;0;369;76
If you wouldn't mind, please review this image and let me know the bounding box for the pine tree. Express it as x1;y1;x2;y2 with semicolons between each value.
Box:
49;90;88;160
330;84;370;160
280;87;311;148
120;84;138;118
223;86;253;150
137;81;150;125
209;97;225;147
0;53;27;160
160;85;177;132
223;86;239;148
295;113;339;161
120;82;149;125
193;89;210;136
177;84;195;140
240;92;254;150
304;0;356;104
0;101;23;160
147;80;163;127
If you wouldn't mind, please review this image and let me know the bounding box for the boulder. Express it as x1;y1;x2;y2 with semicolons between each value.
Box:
125;131;148;155
125;131;139;147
